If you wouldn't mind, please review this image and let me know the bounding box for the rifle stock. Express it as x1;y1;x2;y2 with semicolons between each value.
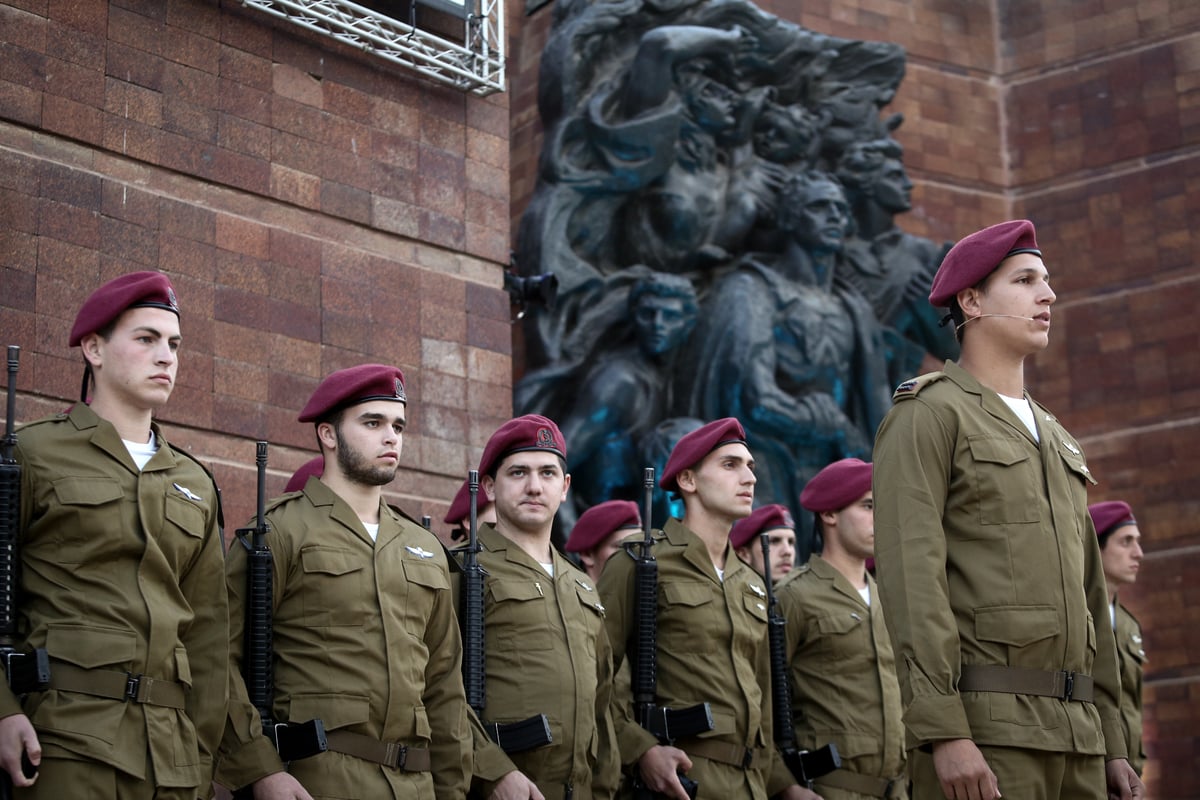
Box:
760;533;841;787
0;346;48;797
233;443;324;797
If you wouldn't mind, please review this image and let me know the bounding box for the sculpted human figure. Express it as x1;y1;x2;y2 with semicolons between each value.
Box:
549;272;699;531
678;170;890;549
836;139;957;377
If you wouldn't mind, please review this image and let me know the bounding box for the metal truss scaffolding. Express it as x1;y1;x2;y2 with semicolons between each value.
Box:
241;0;506;96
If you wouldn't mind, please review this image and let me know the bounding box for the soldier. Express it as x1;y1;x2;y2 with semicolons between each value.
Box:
1;271;229;797
775;459;906;800
460;414;619;800
728;504;797;583
1089;500;1147;777
872;220;1143;799
217;364;472;799
598;417;806;800
564;500;642;583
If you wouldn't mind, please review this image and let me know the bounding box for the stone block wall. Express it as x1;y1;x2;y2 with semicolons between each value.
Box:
1;0;513;537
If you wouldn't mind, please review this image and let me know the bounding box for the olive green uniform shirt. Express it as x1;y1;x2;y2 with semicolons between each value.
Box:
872;362;1125;758
217;477;471;799
9;404;228;790
1113;598;1146;775
598;518;794;799
775;558;906;798
456;524;618;800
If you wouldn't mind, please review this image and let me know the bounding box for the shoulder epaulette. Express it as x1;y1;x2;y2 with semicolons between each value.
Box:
892;371;946;401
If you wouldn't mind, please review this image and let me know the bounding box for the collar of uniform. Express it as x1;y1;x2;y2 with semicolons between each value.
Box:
478;523;564;573
810;555;870;607
71;403;176;473
663;517;731;584
302;477;387;547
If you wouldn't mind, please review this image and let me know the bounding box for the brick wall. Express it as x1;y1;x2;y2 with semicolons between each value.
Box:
502;0;1200;792
1;0;512;537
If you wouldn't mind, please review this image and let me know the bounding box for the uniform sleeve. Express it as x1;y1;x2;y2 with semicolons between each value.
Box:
591;619;621;800
178;475;234;784
215;529;286;790
596;551;658;766
1081;514;1128;761
421;550;473;798
872;398;973;745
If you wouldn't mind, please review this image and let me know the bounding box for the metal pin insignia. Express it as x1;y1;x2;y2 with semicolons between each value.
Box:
750;584;765;597
405;545;434;559
173;483;202;501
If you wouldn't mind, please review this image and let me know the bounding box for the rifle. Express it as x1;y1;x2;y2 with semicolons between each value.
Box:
628;468;707;800
233;443;325;798
760;533;841;787
460;469;552;753
1;346;48;796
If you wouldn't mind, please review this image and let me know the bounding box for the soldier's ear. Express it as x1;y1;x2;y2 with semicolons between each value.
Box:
481;475;497;503
676;469;697;494
316;421;338;452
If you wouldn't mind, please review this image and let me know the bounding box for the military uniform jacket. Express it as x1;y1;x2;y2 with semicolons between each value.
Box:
456;524;618;800
598;518;793;799
217;477;471;798
1113;598;1146;775
775;558;906;790
872;361;1125;757
8;404;228;788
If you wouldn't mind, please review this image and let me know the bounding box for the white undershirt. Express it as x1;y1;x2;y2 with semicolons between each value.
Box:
1110;600;1117;629
999;394;1039;442
715;566;724;583
858;584;871;606
122;431;158;471
539;561;554;577
363;522;379;542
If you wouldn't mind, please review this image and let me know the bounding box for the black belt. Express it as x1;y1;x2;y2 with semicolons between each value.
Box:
959;664;1094;702
324;730;431;771
48;663;186;709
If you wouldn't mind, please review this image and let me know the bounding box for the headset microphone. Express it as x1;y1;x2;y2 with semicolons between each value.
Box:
955;314;1036;332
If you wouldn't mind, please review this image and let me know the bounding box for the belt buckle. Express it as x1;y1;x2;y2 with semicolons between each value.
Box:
1061;671;1075;701
385;742;407;769
125;673;144;702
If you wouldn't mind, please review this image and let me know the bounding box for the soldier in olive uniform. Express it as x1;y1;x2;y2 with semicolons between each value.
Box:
459;414;619;800
2;272;229;797
598;417;806;800
729;504;797;584
217;365;472;799
1089;501;1147;777
775;459;906;800
872;220;1143;799
564;500;641;584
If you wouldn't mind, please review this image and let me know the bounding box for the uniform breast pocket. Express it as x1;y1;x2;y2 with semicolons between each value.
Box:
401;558;449;637
50;476;125;560
488;580;553;651
299;547;368;627
966;435;1040;527
659;582;714;653
813;610;867;662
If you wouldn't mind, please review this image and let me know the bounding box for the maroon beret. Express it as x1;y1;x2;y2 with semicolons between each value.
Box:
660;417;748;492
729;503;794;549
1089;500;1136;538
928;220;1041;308
478;414;567;478
566;500;641;554
285;456;323;493
800;458;873;513
298;364;407;423
69;271;180;347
